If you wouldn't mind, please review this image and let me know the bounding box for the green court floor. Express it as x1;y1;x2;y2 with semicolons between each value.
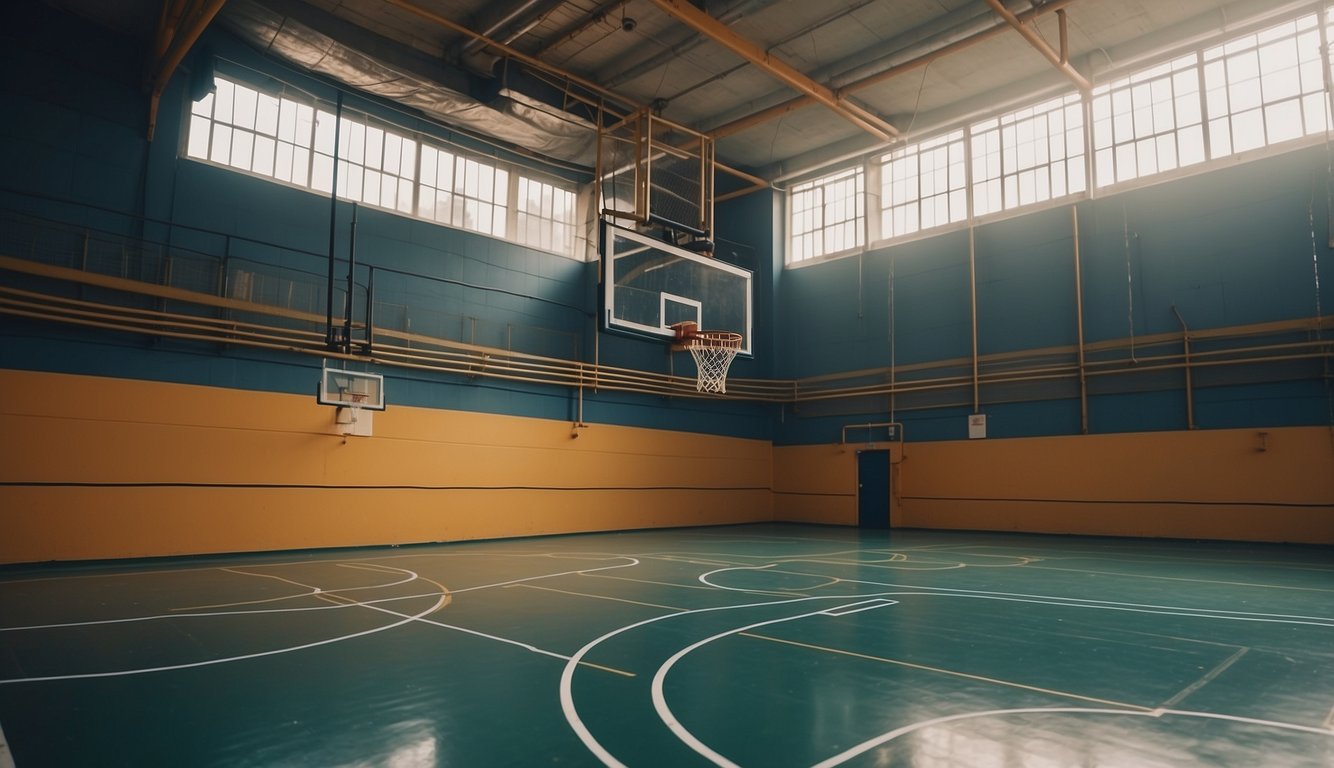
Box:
1;524;1331;767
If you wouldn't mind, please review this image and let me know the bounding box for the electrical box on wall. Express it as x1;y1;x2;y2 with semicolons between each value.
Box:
968;413;987;439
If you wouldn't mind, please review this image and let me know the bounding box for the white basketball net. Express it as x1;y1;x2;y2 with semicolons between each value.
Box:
686;334;742;393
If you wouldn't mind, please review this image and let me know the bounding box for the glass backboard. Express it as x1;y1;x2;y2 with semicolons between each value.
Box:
602;222;752;355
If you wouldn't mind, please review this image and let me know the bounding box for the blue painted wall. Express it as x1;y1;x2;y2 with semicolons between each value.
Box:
775;146;1333;444
0;3;771;440
4;3;1329;448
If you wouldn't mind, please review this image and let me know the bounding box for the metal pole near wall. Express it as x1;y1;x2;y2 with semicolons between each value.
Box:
1172;304;1196;430
363;266;375;354
345;202;357;354
969;225;980;413
1073;205;1088;433
325;92;343;349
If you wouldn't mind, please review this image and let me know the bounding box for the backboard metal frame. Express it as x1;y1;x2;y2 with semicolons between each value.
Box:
318;367;386;411
601;221;753;356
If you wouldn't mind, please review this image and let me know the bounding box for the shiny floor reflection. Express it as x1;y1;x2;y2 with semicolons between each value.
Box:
0;525;1331;766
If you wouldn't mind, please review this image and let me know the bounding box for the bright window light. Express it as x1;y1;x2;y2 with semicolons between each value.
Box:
789;167;864;263
970;93;1086;216
880;129;967;239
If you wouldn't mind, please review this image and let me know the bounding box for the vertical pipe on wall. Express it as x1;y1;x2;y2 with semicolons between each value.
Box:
364;266;375;353
220;235;230;297
638;112;649;223
326;93;344;350
857;250;864;320
1123;202;1138;363
1172;305;1196;430
888;257;896;422
969;225;980;413
1319;8;1334;249
344;203;357;355
1072;205;1088;433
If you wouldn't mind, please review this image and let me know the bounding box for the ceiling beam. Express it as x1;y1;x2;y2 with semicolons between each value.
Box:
982;0;1091;92
148;0;227;141
709;0;1080;141
642;0;899;142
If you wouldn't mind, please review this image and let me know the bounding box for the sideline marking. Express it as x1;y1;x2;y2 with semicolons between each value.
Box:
1162;647;1249;708
1323;704;1334;730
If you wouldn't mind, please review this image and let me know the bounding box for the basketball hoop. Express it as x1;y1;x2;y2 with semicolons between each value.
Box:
672;322;742;394
335;392;367;428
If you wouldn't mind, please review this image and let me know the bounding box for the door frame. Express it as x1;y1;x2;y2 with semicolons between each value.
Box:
856;449;891;529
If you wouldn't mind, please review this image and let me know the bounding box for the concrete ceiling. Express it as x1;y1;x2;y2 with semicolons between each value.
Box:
53;0;1314;179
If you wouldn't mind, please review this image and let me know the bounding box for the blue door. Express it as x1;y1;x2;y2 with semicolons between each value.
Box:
857;450;891;529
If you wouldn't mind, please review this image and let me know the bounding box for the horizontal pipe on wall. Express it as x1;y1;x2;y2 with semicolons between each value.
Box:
3;247;1331;410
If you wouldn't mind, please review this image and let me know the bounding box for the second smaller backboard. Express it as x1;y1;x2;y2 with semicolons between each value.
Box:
318;367;386;410
602;222;753;355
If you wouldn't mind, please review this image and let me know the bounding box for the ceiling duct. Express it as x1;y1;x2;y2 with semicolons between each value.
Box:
221;0;597;167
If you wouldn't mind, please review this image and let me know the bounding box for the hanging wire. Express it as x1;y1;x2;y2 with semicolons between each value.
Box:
1124;201;1137;363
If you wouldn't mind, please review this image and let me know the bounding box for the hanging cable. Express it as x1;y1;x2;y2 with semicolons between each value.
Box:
1124;201;1137;364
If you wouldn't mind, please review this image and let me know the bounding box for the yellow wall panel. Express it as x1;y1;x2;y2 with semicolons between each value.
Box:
0;370;772;563
6;369;1332;562
772;429;1333;543
772;443;903;526
896;428;1334;543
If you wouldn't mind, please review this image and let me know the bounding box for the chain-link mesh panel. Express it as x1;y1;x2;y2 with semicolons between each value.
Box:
598;109;712;237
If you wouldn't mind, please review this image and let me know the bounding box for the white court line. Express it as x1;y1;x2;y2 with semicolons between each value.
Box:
698;566;1334;627
822;599;899;616
447;557;640;594
651;601;901;767
0;570;446;685
239;563;635;674
1021;564;1334;594
173;564;418;611
317;586;574;663
0;549;627;585
0;558;642;684
1162;646;1249;708
0;718;13;768
0;590;446;632
649;549;1002;572
810;706;1334;768
560;594;887;768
